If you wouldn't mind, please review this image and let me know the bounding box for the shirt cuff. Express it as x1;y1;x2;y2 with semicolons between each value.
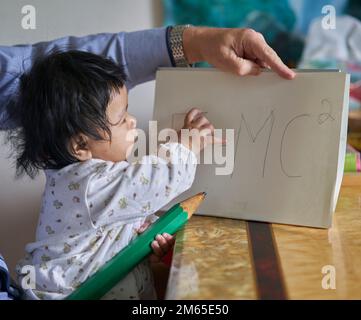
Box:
124;27;173;90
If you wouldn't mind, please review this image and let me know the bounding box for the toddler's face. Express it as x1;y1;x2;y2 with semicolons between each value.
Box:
86;86;137;162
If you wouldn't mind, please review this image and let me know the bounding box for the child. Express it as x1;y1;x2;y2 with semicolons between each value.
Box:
12;51;219;300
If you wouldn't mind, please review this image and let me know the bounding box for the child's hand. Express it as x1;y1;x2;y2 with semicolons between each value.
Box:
179;108;226;154
137;222;175;263
150;233;175;263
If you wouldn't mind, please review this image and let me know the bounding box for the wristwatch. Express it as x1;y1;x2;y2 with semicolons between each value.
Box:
168;24;193;68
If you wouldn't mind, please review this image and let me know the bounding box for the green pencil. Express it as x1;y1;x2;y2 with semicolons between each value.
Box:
65;192;206;300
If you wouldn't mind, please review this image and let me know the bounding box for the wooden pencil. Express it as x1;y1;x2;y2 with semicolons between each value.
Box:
66;192;206;300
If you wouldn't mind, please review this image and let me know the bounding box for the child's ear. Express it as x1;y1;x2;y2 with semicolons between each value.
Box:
70;134;92;161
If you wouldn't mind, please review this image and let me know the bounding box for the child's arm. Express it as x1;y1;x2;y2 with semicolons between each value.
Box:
86;142;197;226
87;108;223;226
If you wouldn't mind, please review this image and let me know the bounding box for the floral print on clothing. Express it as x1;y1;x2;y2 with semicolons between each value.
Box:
16;143;197;300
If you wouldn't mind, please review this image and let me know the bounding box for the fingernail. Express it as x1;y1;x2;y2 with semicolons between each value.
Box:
156;234;162;240
163;233;171;238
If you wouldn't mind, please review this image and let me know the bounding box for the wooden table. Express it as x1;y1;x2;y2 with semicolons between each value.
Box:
165;173;361;299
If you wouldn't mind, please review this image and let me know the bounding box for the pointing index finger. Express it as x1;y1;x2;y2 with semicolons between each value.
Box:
252;40;295;79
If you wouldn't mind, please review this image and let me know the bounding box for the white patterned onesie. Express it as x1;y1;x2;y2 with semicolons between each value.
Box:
16;142;197;300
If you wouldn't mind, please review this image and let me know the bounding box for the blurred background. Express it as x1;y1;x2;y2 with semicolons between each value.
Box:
0;0;360;274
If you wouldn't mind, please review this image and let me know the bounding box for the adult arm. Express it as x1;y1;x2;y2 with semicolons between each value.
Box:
0;26;295;129
0;27;172;129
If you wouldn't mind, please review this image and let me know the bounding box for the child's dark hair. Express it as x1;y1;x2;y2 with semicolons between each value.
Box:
9;50;127;178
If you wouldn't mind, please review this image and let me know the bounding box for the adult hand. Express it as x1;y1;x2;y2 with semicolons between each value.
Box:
183;27;295;79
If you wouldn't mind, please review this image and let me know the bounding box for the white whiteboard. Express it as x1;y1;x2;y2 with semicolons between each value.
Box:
153;68;350;228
